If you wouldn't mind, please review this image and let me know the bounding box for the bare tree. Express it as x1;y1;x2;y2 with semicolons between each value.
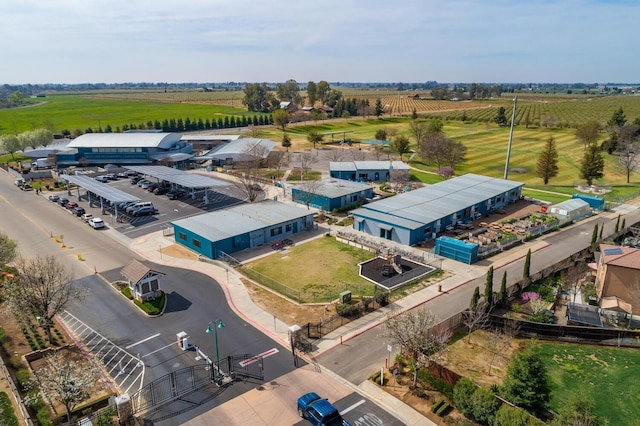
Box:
350;148;367;161
265;150;288;180
381;307;451;387
6;255;82;343
388;168;409;191
418;131;449;170
298;151;318;180
323;148;344;162
619;144;638;184
576;120;602;149
293;180;325;209
409;119;428;144
461;304;490;344
487;328;510;376
0;231;17;266
248;126;264;138
28;350;98;425
371;144;386;160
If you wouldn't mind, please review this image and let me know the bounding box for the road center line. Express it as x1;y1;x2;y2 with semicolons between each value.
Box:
341;399;366;415
125;333;161;349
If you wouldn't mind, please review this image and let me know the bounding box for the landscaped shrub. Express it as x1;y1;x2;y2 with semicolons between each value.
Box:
0;392;19;426
431;397;446;413
371;370;384;385
453;377;476;418
16;369;31;391
336;303;359;317
374;291;389;306
121;287;133;300
471;387;500;425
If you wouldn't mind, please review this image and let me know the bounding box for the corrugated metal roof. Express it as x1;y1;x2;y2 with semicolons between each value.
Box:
351;207;425;230
172;200;314;242
67;133;182;149
61;175;141;203
356;174;523;229
550;198;589;212
180;134;241;141
201;138;276;159
125;165;227;189
292;179;372;199
329;162;357;172
329;161;409;172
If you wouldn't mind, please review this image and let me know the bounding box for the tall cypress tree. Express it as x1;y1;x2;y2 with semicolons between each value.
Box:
615;215;621;233
470;286;480;309
498;271;508;307
523;249;531;279
591;224;599;247
484;266;494;311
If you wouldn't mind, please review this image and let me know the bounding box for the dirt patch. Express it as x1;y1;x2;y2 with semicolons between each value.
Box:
160;244;198;260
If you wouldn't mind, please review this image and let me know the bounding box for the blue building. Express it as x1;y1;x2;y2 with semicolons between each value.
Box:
291;179;374;211
171;200;315;259
352;174;524;247
329;161;410;182
56;132;193;169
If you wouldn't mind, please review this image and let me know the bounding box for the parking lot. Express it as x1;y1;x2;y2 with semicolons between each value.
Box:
50;172;251;239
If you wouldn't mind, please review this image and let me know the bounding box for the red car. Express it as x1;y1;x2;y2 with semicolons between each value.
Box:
65;201;78;210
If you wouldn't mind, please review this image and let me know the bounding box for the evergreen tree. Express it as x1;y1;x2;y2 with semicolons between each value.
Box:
176;118;184;131
535;136;559;185
591;224;599;248
484;266;494;310
495;107;508;126
615;215;620;233
224;116;230;128
501;342;551;414
205;118;211;129
607;106;626;128
470;286;480;309
580;142;605;186
622;218;626;230
281;133;291;150
229;116;236;128
498;271;507;307
252;115;259;126
523;249;531;279
374;98;384;118
241;116;248;127
598;223;603;240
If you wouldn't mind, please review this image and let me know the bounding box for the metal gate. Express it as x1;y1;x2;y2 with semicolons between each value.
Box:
228;354;265;381
130;364;211;414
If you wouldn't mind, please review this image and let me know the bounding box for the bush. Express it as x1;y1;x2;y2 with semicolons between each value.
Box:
336;303;359;317
16;369;31;391
0;392;19;426
370;370;384;385
374;291;389;306
453;377;476;418
121;287;133;300
432;398;446;413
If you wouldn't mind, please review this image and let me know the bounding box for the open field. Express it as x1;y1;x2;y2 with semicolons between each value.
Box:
539;342;640;425
240;236;376;303
0;95;258;134
429;95;640;128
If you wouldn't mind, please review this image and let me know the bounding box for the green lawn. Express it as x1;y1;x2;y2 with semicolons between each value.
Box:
0;95;258;135
241;236;376;303
539;343;640;425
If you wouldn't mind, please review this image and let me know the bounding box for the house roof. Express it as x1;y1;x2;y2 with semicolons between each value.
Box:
550;198;590;213
599;244;640;269
180;134;241;141
120;259;165;284
67;133;182;149
329;161;410;172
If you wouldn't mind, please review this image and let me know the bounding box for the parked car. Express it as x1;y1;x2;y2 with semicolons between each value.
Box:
73;206;86;216
88;217;105;229
65;201;78;210
146;183;159;192
167;189;187;200
137;179;151;187
48;194;60;202
131;206;156;217
58;198;69;207
130;176;143;184
105;173;118;180
95;176;109;183
297;393;350;426
126;202;153;214
154;186;169;195
19;183;33;191
117;172;128;179
81;213;94;222
125;170;139;177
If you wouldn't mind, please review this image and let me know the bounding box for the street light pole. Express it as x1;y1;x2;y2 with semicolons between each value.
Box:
206;320;225;380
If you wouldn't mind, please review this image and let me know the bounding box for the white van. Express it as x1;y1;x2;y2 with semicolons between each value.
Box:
126;201;153;214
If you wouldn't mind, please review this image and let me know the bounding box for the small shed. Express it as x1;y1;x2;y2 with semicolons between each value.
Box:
572;193;605;211
434;236;479;264
549;198;591;222
121;259;165;302
291;179;374;211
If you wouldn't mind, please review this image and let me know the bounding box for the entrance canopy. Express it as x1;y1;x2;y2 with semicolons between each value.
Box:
125;165;227;189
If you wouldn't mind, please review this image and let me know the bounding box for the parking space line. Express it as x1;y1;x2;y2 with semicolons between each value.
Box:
342;399;366;415
125;333;160;349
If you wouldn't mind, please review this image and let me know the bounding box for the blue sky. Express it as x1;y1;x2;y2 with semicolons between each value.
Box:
1;0;637;84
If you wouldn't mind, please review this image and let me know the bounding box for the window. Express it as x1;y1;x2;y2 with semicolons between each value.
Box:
193;239;201;248
178;232;186;241
285;224;292;232
270;227;283;237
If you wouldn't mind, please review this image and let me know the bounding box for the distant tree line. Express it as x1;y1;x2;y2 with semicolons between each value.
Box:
60;114;274;137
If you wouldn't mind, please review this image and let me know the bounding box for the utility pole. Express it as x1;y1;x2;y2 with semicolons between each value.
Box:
503;96;518;180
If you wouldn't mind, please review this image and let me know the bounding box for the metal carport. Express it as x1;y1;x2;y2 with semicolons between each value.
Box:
61;175;141;219
125;165;228;203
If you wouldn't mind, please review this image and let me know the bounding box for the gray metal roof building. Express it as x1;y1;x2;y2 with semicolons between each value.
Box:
196;138;276;163
352;173;524;246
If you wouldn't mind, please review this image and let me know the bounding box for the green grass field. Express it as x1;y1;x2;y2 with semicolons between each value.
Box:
0;95;257;134
540;343;640;425
241;236;376;302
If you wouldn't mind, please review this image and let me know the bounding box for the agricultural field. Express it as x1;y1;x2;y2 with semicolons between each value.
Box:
540;343;640;425
429;95;640;128
0;95;259;135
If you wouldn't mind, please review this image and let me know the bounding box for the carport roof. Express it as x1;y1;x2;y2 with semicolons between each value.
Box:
125;165;227;189
61;175;141;203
